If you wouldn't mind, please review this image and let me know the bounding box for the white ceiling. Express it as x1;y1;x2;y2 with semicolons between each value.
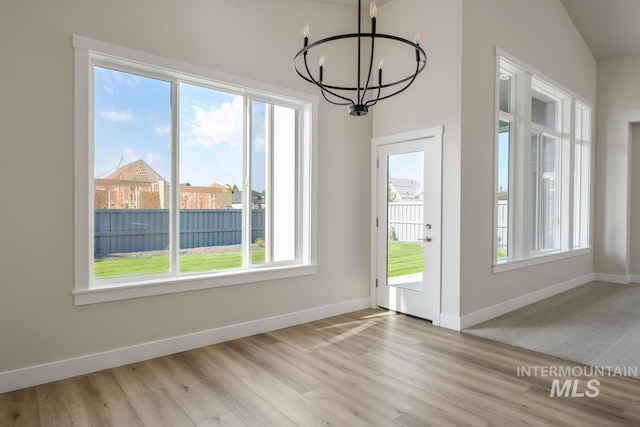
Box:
303;0;390;7
306;0;640;62
559;0;640;61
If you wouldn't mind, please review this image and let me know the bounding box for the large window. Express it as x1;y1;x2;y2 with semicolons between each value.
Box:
74;36;317;304
494;52;591;270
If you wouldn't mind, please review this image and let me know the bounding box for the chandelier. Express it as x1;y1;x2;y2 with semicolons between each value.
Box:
293;0;427;116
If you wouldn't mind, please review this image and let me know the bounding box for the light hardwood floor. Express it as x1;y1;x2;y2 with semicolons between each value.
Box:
1;309;639;426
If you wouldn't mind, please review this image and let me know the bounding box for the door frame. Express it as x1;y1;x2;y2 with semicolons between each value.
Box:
370;126;443;326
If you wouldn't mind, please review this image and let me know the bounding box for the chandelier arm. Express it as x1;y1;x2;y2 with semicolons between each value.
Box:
320;88;354;106
294;34;425;92
364;84;383;108
300;49;355;105
368;57;424;105
293;29;427;115
360;33;376;105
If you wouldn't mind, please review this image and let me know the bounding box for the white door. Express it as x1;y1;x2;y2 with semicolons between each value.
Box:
375;136;441;321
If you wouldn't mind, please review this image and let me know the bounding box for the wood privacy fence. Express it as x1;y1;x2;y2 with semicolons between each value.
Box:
94;209;265;256
387;202;423;242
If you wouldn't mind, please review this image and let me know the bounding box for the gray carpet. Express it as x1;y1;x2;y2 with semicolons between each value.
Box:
464;281;640;378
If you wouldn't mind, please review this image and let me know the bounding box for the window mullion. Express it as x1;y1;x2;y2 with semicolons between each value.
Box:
514;71;532;259
295;109;302;261
243;96;251;269
265;104;274;262
536;137;543;252
507;123;515;258
563;97;575;251
171;78;180;275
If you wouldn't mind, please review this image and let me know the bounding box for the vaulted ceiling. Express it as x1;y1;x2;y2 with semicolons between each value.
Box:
306;0;640;62
559;0;640;61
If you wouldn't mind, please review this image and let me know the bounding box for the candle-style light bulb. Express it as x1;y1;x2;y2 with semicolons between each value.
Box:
378;59;384;69
319;55;325;67
414;33;421;62
303;23;310;49
370;2;377;35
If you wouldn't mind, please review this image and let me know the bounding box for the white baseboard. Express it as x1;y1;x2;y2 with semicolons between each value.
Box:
594;273;633;284
459;273;595;330
438;314;461;331
0;297;370;394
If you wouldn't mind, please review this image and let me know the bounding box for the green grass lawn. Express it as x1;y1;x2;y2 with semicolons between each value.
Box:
387;241;423;278
96;242;422;280
94;250;265;279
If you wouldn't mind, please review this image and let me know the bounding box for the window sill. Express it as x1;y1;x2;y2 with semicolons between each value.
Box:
74;264;318;305
493;248;590;274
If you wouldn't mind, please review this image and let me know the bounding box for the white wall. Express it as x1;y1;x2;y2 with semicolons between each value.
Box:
595;52;640;281
630;124;640;276
372;0;596;323
459;0;596;316
372;0;463;320
0;0;371;383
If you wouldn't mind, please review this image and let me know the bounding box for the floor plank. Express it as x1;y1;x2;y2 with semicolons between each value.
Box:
0;387;40;427
1;308;639;426
129;388;195;427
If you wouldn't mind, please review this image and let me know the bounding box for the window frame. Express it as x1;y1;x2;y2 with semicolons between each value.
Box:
573;101;591;249
493;49;592;273
73;36;318;304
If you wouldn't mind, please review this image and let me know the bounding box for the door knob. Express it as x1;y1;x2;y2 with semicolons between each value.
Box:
424;236;432;242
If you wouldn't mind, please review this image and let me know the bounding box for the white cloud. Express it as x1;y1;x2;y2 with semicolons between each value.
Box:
145;152;162;164
183;96;243;148
98;68;139;96
253;136;266;153
102;108;134;122
154;123;171;136
112;70;139;86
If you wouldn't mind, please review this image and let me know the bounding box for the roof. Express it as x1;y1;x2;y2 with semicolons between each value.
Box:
389;177;423;200
107;159;166;183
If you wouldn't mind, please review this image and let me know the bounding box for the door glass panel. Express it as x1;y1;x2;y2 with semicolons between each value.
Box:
387;151;424;291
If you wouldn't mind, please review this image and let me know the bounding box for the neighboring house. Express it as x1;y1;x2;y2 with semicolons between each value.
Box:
94;159;232;209
388;177;423;202
180;181;233;210
231;190;265;209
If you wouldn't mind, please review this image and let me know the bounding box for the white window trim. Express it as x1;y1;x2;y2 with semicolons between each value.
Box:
73;35;318;304
493;247;590;273
493;48;592;273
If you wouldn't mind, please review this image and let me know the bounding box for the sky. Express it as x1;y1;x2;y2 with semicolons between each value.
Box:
388;151;423;183
93;65;508;194
497;130;509;191
386;134;509;192
93;66;267;191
